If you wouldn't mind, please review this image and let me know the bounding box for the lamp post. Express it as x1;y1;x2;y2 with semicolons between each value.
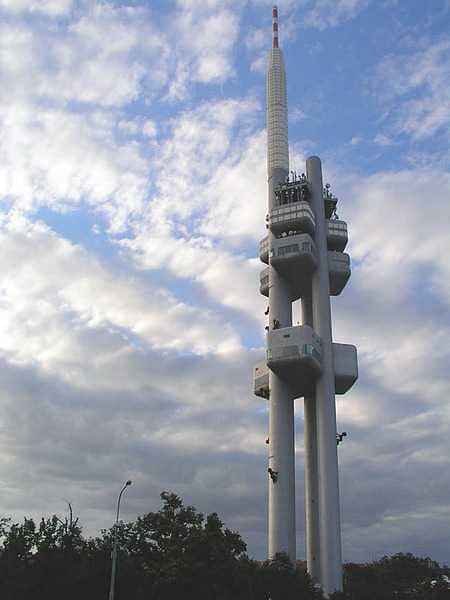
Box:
108;480;132;600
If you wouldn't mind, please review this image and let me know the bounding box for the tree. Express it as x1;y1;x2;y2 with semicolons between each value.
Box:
342;553;450;600
0;509;87;600
1;496;449;600
255;553;323;600
87;491;249;599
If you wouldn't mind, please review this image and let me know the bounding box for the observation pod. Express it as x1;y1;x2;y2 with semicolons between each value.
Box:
270;201;315;236
267;324;322;380
253;342;358;400
327;220;348;252
328;251;351;295
259;250;351;299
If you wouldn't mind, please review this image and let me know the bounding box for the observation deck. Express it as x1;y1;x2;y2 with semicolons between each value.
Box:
269;201;315;235
260;250;350;298
327;220;348;252
260;236;269;264
260;216;317;264
274;178;310;206
260;267;270;296
333;343;358;394
253;341;358;399
271;233;317;273
259;234;317;298
254;360;270;399
267;325;322;387
328;252;351;295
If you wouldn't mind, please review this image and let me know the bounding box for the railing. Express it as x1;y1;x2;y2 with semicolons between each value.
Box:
267;343;322;363
272;233;316;261
277;243;299;257
274;179;310;206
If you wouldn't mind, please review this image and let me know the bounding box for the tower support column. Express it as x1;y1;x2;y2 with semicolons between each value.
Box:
304;394;320;580
267;167;296;561
302;295;321;582
307;156;342;595
268;374;296;560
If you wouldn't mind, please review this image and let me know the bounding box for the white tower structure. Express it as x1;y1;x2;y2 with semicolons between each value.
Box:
253;7;358;596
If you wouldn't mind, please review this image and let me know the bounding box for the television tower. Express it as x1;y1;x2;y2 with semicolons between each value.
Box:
253;6;358;596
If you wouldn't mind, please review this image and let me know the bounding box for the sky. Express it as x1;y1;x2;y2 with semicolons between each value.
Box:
0;0;450;565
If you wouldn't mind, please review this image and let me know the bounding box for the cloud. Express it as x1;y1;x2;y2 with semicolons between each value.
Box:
373;133;394;146
245;27;266;52
0;214;265;549
0;3;170;233
250;55;266;74
0;0;73;16
142;120;158;138
290;107;308;123
374;38;450;141
0;104;150;231
323;163;450;563
0;215;242;369
165;1;240;100
119;98;266;319
302;0;371;30
0;336;267;542
0;4;168;108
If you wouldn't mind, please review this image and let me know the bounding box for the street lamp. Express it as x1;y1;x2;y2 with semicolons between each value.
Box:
108;480;132;600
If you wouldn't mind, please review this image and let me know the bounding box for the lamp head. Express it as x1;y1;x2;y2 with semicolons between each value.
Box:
125;480;132;486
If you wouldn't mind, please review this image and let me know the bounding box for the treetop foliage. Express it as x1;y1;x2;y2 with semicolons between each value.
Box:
0;492;449;600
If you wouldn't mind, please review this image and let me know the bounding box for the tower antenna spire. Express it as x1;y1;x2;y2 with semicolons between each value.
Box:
272;5;279;48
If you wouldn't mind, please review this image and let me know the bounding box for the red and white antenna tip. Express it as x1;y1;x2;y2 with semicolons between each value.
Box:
272;5;279;48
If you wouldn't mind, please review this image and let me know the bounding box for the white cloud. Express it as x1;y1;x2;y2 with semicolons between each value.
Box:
118;98;267;319
0;4;169;236
142;120;157;138
146;97;260;226
122;230;263;320
290;106;308;123
0;0;73;16
245;27;266;52
347;167;450;304
302;0;371;30
330;166;450;405
373;133;394;146
117;119;141;135
0;5;168;108
166;1;240;100
250;54;266;74
374;38;450;141
0;104;149;231
0;216;242;375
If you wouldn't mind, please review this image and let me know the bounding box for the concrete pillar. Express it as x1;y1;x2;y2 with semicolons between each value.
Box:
268;374;296;559
304;395;320;580
267;166;296;561
302;295;321;582
307;156;342;595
